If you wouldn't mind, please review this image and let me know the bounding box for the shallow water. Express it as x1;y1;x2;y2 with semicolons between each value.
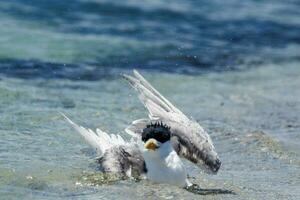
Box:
0;0;300;199
1;63;299;199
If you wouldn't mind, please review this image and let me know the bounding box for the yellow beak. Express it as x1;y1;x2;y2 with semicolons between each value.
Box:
144;139;159;150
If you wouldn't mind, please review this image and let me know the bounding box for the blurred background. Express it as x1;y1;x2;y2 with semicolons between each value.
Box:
0;0;299;199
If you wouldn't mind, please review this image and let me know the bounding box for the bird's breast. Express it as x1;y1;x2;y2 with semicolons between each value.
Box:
145;152;187;187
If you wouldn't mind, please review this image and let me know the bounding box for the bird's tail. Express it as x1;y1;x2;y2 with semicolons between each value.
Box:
61;113;126;156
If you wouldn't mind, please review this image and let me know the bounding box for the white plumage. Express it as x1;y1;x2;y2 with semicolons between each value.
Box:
142;141;190;187
61;113;126;157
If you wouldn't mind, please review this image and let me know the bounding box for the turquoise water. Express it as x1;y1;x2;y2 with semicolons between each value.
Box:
0;0;300;199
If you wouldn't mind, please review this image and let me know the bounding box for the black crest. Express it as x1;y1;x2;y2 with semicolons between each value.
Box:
142;122;171;143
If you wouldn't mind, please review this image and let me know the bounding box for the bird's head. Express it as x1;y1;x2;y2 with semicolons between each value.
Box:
141;122;172;155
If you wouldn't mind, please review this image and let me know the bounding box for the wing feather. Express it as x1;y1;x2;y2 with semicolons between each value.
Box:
132;70;184;115
122;71;189;123
61;113;129;156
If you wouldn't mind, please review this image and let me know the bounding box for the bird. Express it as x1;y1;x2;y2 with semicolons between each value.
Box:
62;70;221;187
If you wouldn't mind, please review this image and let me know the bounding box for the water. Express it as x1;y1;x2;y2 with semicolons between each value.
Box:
0;0;300;199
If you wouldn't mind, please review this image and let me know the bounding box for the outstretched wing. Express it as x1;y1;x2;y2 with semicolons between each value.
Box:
62;113;146;175
61;113;124;156
122;70;189;123
122;70;221;173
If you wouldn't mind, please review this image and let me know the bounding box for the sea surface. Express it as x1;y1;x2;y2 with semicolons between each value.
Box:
0;0;300;199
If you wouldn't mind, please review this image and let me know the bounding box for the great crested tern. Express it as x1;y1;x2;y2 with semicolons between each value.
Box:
63;70;221;187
